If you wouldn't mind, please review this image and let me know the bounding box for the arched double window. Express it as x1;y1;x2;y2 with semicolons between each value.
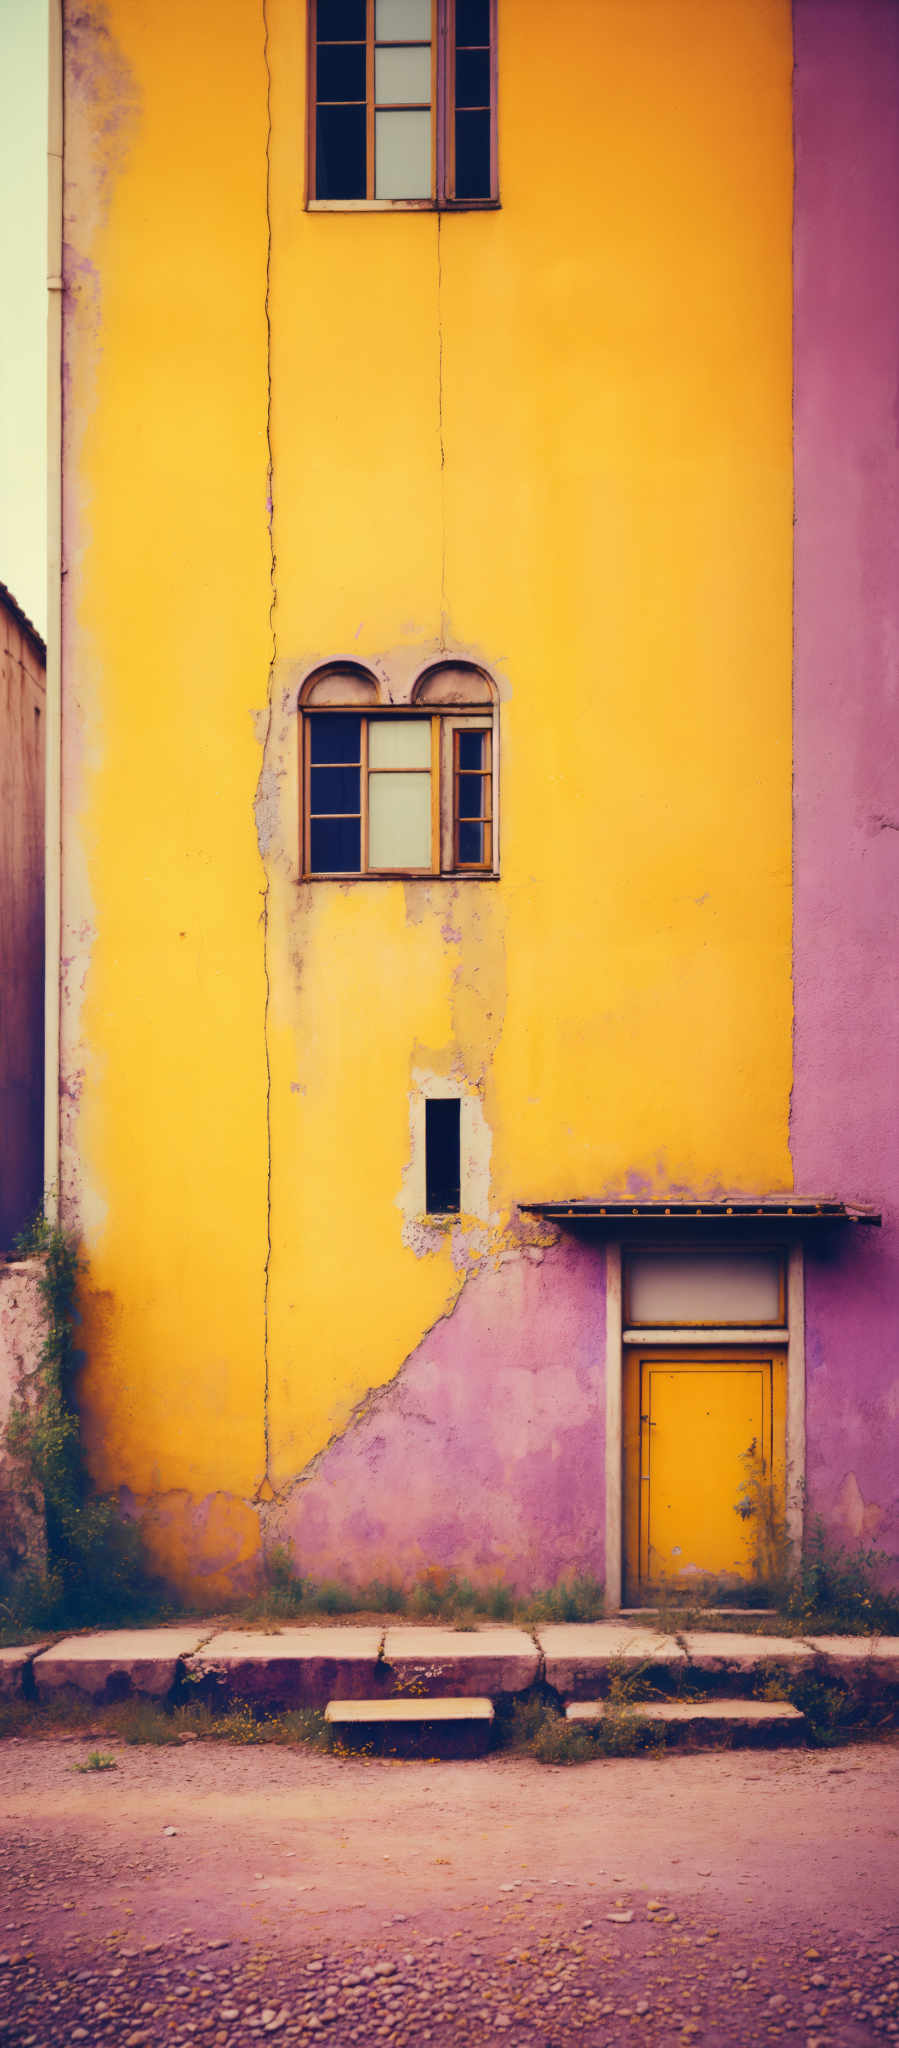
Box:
300;660;498;877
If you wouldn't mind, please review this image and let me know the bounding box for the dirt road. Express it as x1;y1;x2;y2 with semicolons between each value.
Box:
1;1736;897;2046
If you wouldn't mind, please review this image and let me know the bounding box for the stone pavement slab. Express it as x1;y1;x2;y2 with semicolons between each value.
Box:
382;1626;539;1697
808;1635;899;1683
188;1629;384;1709
32;1627;211;1701
537;1623;686;1698
0;1644;48;1698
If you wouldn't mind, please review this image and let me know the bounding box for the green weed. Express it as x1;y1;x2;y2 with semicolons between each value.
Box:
74;1750;116;1772
247;1553;523;1627
500;1670;661;1765
521;1572;606;1626
784;1517;899;1636
1;1218;165;1637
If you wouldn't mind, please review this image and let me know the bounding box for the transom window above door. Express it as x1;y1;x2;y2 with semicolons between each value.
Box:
623;1249;787;1329
299;659;498;877
309;0;498;208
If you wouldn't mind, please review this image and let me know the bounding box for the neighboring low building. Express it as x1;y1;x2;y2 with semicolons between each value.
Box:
0;582;45;1252
53;1;898;1605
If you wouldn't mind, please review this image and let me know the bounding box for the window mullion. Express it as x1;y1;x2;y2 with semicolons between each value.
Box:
430;714;440;872
366;2;375;198
301;714;309;875
444;0;455;204
361;715;370;872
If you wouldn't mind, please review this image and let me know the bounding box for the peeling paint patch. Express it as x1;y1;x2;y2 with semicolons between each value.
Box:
399;1065;493;1263
831;1472;884;1547
265;1236;606;1592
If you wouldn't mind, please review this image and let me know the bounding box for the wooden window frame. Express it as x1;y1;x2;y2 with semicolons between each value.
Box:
451;725;492;871
301;707;498;879
307;0;499;212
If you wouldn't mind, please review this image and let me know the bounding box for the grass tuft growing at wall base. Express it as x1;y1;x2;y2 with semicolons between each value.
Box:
245;1549;606;1629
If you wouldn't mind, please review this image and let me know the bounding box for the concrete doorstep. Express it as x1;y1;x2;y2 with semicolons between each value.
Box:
566;1699;807;1747
325;1696;494;1759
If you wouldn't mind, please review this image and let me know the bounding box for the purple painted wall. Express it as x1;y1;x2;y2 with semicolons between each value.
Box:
269;1237;606;1592
793;0;899;1571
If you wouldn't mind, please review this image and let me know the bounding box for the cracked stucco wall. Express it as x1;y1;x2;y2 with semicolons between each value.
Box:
50;0;857;1602
791;2;899;1576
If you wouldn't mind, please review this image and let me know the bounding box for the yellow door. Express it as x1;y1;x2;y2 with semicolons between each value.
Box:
623;1350;786;1601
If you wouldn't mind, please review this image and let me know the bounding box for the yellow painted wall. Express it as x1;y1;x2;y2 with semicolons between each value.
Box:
62;0;793;1593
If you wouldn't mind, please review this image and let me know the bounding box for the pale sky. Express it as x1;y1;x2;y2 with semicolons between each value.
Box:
0;0;47;637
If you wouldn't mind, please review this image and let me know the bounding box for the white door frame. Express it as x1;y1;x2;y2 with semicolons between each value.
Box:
603;1241;805;1611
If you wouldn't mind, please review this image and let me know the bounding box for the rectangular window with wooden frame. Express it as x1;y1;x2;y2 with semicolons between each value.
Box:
302;710;496;877
309;0;498;209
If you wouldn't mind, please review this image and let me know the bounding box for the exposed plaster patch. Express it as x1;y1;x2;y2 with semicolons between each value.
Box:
59;10;140;1243
65;7;140;209
253;665;297;869
261;1236;604;1590
398;1066;494;1265
832;1470;885;1545
445;886;507;1089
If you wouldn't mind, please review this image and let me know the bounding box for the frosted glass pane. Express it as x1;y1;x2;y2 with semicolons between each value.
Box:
375;109;431;197
369;719;430;768
376;44;431;104
369;772;432;866
376;0;430;41
626;1250;783;1326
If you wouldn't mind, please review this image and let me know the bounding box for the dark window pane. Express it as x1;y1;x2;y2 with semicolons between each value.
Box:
309;715;361;764
455;0;489;46
316;104;367;199
317;0;366;39
311;764;360;814
457;774;483;819
317;43;366;101
310;816;362;872
457;730;485;771
455;47;489;106
454;108;490;198
426;1099;461;1214
457;819;485;863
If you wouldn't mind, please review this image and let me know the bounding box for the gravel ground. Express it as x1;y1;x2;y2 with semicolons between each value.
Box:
0;1735;897;2047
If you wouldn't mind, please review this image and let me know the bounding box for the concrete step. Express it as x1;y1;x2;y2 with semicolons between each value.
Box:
186;1629;383;1710
6;1625;896;1718
382;1627;539;1698
325;1696;494;1758
31;1628;211;1704
566;1698;806;1746
539;1623;817;1698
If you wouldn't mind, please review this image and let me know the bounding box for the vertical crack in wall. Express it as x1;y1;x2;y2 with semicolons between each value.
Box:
259;0;277;1487
437;212;447;646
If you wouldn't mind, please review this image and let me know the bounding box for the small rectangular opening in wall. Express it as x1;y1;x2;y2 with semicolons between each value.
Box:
425;1098;461;1214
